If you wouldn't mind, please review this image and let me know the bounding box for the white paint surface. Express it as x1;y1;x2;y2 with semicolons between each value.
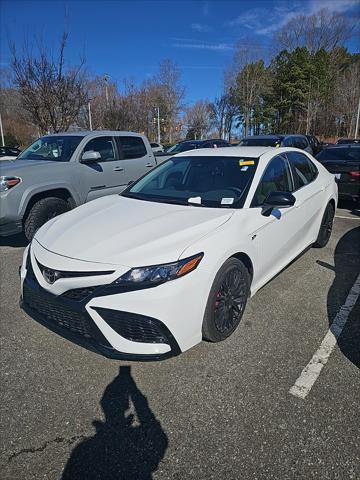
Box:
290;273;360;399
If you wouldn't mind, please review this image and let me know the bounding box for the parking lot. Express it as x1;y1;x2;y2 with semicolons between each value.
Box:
0;201;359;480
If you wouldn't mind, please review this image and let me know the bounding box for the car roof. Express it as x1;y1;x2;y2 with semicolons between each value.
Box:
176;146;277;157
242;135;283;140
41;130;145;138
323;144;360;149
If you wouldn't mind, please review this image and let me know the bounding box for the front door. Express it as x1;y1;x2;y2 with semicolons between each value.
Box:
79;136;129;202
248;154;305;288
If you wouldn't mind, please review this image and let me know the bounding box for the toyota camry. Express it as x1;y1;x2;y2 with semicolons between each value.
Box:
20;147;337;360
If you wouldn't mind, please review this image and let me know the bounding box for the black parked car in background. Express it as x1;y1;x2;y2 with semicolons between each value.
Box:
316;145;360;202
306;135;322;155
336;138;359;145
155;139;231;162
239;134;313;154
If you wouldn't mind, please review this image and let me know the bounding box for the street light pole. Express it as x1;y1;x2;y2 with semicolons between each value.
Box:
157;106;161;144
355;97;360;140
88;102;93;131
0;112;5;146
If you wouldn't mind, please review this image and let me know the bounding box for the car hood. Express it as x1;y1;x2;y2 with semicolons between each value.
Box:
35;195;233;266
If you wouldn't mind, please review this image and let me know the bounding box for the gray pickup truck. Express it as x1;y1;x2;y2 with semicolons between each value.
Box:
0;131;157;240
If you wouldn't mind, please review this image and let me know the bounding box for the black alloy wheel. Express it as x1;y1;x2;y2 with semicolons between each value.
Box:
314;203;335;248
203;258;250;342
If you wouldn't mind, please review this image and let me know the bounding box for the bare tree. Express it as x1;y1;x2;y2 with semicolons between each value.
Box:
274;9;354;54
184;101;212;139
10;32;89;134
210;94;238;140
155;59;185;143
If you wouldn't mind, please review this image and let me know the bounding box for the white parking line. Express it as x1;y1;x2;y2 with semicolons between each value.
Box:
335;215;360;220
290;273;360;400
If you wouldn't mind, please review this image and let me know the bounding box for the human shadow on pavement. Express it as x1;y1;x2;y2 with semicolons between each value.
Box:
61;366;168;480
325;226;360;368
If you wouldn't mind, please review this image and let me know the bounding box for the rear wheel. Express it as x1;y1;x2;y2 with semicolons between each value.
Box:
24;197;70;241
313;202;335;248
202;258;250;342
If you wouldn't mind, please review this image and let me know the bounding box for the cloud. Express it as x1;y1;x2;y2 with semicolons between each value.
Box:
191;23;213;33
202;1;209;17
226;0;358;36
173;42;234;52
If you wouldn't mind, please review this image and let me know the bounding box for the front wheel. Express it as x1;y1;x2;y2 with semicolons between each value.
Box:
202;258;250;342
24;197;70;241
313;202;335;248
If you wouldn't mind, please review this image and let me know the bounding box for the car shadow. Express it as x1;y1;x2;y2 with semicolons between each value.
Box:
337;199;360;217
61;366;168;480
0;233;28;248
322;226;360;368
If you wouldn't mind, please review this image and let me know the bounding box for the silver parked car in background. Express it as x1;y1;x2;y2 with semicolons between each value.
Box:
0;131;156;240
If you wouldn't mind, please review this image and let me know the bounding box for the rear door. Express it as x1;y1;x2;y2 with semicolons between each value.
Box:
115;135;155;184
79;135;127;202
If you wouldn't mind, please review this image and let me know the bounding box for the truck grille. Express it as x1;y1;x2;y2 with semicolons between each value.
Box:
23;283;92;338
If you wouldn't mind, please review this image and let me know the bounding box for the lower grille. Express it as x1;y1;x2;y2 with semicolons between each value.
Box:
92;307;169;344
23;283;92;338
62;287;98;301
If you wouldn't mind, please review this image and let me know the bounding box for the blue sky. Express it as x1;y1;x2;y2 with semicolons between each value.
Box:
1;0;359;106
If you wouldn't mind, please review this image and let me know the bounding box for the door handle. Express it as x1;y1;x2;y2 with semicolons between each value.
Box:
145;163;154;168
113;167;124;172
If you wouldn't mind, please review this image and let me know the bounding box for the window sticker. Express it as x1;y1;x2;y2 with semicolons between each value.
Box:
241;166;248;171
239;160;255;166
221;198;234;205
188;196;202;205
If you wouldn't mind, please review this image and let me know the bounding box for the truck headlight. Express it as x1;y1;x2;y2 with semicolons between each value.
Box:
0;176;22;192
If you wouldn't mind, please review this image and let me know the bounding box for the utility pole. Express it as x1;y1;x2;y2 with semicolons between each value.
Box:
104;74;110;107
88;101;93;131
157;106;161;144
355;97;360;139
0;112;4;146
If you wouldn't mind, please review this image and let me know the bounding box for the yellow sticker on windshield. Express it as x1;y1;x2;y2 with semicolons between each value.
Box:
239;160;255;166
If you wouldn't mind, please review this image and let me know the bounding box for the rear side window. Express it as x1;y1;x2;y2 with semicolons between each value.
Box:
316;148;360;162
287;151;318;189
116;136;147;159
251;155;293;207
84;136;115;162
283;137;293;147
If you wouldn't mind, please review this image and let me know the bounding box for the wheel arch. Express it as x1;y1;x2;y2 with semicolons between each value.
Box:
21;187;77;220
229;252;254;284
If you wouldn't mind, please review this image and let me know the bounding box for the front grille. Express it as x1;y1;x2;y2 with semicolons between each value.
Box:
92;307;168;344
61;287;98;301
23;283;92;338
36;260;115;280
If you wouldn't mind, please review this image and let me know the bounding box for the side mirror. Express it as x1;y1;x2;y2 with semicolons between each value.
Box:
262;191;296;217
81;151;101;163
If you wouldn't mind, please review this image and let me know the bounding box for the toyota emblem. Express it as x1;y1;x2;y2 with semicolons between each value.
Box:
43;268;60;284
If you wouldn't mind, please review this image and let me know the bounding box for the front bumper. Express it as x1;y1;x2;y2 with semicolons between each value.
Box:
20;243;205;360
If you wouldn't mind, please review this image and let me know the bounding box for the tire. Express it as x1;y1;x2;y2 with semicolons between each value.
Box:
313;202;335;248
24;197;70;241
202;258;250;342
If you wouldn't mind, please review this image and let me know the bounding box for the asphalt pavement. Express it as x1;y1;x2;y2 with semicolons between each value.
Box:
0;201;359;480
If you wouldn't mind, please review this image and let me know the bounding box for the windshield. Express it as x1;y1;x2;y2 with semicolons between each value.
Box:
316;148;360;162
17;135;83;162
240;138;281;147
166;142;199;154
122;155;258;208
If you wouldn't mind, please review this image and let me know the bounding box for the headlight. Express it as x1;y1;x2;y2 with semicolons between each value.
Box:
114;253;203;287
0;176;22;192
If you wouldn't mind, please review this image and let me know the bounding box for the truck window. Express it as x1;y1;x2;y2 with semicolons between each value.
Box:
116;136;147;159
84;136;115;162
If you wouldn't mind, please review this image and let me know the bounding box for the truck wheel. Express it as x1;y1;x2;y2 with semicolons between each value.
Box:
24;197;70;241
202;258;250;342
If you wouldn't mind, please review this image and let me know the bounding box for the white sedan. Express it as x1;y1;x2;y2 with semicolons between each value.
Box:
20;147;337;360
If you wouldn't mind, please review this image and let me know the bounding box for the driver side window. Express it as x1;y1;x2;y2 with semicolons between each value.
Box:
251;155;293;207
